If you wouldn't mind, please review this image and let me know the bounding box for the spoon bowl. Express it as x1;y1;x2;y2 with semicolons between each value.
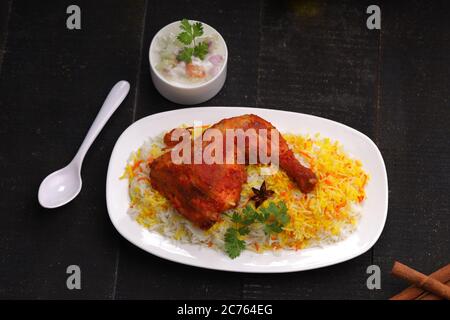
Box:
38;80;130;209
38;162;82;208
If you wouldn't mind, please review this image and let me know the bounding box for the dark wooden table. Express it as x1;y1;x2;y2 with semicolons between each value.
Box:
0;0;448;299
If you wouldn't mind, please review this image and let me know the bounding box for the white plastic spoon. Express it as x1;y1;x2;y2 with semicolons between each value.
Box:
38;80;130;208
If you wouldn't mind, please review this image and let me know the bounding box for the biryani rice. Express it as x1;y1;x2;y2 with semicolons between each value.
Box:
122;129;369;254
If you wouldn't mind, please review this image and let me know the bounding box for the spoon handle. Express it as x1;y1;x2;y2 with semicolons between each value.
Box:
73;80;130;165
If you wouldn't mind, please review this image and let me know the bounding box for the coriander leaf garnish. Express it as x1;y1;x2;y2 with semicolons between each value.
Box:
238;226;250;236
231;212;243;224
259;201;289;235
192;22;204;38
241;205;258;225
176;19;209;63
180;18;192;34
177;47;194;63
224;227;246;259
193;41;209;60
223;200;290;258
177;31;193;45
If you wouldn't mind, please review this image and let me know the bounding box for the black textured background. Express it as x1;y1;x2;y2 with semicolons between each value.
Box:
0;0;448;299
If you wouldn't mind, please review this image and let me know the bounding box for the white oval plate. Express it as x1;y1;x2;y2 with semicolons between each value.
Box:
106;107;388;273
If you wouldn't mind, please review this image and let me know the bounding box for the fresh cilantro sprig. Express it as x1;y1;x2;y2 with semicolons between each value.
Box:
224;228;246;259
224;200;290;259
177;47;194;63
260;201;290;234
176;19;209;63
193;41;209;60
177;19;203;44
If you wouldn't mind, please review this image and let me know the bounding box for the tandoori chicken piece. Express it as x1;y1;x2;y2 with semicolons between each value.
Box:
150;114;317;229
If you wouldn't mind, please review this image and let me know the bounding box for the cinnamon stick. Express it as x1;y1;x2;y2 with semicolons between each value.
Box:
391;262;450;300
390;263;450;300
417;280;450;300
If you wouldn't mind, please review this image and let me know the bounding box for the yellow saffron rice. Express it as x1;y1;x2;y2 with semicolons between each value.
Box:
122;131;369;254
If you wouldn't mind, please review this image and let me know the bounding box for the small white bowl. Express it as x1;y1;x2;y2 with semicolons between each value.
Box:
149;20;228;105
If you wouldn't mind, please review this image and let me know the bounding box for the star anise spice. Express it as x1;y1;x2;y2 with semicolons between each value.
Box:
250;181;275;208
